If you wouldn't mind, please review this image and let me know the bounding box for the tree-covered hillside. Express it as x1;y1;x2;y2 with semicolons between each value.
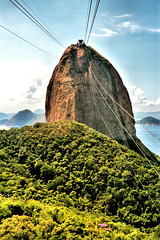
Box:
0;120;159;239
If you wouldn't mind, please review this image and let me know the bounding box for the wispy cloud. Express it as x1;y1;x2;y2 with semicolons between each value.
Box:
114;14;133;19
9;98;16;102
109;13;132;23
147;28;160;33
26;85;37;99
91;28;118;37
128;85;160;110
93;12;160;37
35;78;42;87
118;22;160;34
26;79;43;99
118;21;142;33
0;60;52;112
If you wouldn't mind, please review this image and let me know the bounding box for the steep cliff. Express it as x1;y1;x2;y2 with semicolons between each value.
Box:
45;44;136;148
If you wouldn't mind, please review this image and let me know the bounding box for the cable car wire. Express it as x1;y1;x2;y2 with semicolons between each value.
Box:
20;0;64;45
85;50;160;211
85;0;93;43
91;66;160;177
91;60;160;165
88;63;160;212
9;0;65;49
0;25;58;59
92;63;160;143
13;0;65;48
87;54;160;177
85;49;160;174
86;0;100;44
89;79;114;139
89;54;160;144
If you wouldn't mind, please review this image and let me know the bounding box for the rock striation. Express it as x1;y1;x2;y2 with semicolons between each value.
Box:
45;44;136;147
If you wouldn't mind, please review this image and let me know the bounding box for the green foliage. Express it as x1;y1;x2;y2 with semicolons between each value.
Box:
87;46;111;65
0;120;159;239
0;197;159;240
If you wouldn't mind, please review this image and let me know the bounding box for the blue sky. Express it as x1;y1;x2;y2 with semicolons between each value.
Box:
0;0;160;113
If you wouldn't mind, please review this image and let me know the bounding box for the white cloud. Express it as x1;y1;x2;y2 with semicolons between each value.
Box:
94;12;160;37
118;21;142;33
109;13;132;23
0;60;53;112
147;28;160;33
26;79;43;99
117;21;160;34
118;22;160;34
91;28;118;37
127;85;160;111
114;14;133;19
156;97;160;105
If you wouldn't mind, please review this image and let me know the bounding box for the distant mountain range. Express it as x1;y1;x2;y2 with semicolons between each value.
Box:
1;110;160;128
33;109;45;115
134;111;160;120
0;109;45;128
139;117;160;125
0;119;8;125
0;112;15;121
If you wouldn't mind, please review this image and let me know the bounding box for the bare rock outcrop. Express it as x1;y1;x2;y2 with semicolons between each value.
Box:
45;44;137;147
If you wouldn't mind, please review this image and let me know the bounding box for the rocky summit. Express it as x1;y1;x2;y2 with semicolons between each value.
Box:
45;44;136;148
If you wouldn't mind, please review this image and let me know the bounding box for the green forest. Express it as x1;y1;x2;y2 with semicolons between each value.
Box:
0;120;160;239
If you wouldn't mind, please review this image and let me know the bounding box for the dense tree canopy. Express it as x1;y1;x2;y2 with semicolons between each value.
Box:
0;120;160;239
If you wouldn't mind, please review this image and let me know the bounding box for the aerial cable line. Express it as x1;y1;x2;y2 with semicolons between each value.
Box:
89;63;160;163
86;52;134;145
89;61;160;178
12;0;65;48
94;63;132;110
89;58;160;143
9;0;56;44
9;0;65;49
86;0;100;44
86;51;160;161
91;67;160;177
85;0;93;42
89;68;160;213
91;61;160;152
14;0;65;48
85;53;160;212
89;78;114;139
0;25;58;59
85;52;114;138
86;50;160;176
20;0;64;46
85;53;160;210
93;68;160;143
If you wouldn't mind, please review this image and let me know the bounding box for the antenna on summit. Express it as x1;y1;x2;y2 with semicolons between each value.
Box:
77;39;86;48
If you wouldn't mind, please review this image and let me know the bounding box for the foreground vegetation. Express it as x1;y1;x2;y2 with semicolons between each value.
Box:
0;120;160;239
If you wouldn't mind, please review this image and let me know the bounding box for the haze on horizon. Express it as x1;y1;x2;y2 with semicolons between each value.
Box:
0;0;160;113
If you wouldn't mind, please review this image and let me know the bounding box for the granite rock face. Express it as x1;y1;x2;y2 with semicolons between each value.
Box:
45;44;136;146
